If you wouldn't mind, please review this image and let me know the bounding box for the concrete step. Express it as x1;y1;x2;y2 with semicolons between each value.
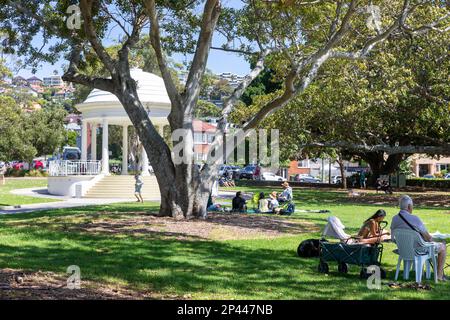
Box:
84;175;161;199
85;191;160;195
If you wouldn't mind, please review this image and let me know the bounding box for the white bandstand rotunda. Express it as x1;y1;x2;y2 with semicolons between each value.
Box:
48;69;170;197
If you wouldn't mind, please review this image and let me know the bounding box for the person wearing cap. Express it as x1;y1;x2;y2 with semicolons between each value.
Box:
278;181;293;203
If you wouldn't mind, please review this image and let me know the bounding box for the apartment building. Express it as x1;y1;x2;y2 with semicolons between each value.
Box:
410;154;450;177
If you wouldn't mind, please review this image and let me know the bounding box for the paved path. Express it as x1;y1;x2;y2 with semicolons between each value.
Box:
1;188;137;215
0;188;253;215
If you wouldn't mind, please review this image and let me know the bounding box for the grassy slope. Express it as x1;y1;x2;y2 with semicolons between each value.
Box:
0;179;58;206
0;188;448;299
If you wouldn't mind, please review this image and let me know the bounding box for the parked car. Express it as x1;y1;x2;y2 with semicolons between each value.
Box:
443;173;450;179
62;147;81;160
295;174;321;183
422;174;435;179
261;172;286;182
239;165;256;180
331;175;342;184
12;162;24;170
218;165;232;177
33;160;44;170
231;165;242;174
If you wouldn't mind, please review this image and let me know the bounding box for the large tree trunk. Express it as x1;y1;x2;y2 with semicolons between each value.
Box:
114;72;212;219
361;152;405;186
158;169;211;219
337;156;347;189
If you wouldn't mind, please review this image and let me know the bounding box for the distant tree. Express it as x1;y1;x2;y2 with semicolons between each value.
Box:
66;130;78;148
263;33;450;179
241;66;281;106
23;107;68;157
199;68;218;100
209;79;233;101
194;100;221;118
0;96;36;161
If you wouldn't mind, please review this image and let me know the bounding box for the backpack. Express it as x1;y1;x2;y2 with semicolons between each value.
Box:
297;239;326;258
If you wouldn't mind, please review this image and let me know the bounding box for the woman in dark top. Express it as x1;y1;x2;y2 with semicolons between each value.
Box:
232;191;247;212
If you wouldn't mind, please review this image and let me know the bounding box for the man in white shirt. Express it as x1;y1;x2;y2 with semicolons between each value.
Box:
278;181;293;203
391;195;447;281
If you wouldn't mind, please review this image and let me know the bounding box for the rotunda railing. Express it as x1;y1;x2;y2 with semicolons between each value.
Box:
49;160;102;176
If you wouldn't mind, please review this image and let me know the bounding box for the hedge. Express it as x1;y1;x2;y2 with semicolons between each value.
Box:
235;178;450;190
406;178;450;189
4;168;48;178
235;179;341;189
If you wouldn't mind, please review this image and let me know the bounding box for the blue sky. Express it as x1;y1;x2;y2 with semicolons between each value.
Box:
11;43;250;79
8;0;250;79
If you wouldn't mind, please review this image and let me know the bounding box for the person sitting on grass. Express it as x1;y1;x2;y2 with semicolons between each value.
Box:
258;192;269;213
134;173;144;203
357;209;391;243
278;181;293;203
232;191;247;212
268;191;279;212
207;194;224;212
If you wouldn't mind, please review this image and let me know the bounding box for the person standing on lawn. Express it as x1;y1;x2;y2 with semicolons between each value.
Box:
134;173;144;203
254;164;261;180
359;170;366;189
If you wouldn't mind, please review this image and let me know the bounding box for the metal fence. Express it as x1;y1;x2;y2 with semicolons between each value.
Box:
49;160;102;176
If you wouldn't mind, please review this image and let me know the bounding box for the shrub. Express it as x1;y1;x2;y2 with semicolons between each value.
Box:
5;168;26;177
25;169;48;177
406;178;450;189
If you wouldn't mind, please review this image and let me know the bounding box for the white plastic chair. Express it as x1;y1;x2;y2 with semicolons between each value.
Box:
392;229;438;283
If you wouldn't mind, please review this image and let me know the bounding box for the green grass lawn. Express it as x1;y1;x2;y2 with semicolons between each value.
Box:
0;178;58;206
0;187;449;299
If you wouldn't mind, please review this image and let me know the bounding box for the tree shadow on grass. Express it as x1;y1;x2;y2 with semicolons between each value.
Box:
0;223;448;300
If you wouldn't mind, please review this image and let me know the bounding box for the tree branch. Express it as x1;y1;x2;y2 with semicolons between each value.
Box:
183;0;221;114
219;48;271;127
143;0;182;109
210;46;255;55
79;0;116;73
62;43;114;92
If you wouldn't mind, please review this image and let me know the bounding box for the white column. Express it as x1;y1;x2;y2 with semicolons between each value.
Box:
81;120;88;161
141;145;150;176
122;125;128;175
101;119;109;175
90;123;97;160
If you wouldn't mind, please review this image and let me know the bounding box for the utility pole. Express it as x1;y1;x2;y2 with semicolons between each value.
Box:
329;159;332;184
321;158;324;182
